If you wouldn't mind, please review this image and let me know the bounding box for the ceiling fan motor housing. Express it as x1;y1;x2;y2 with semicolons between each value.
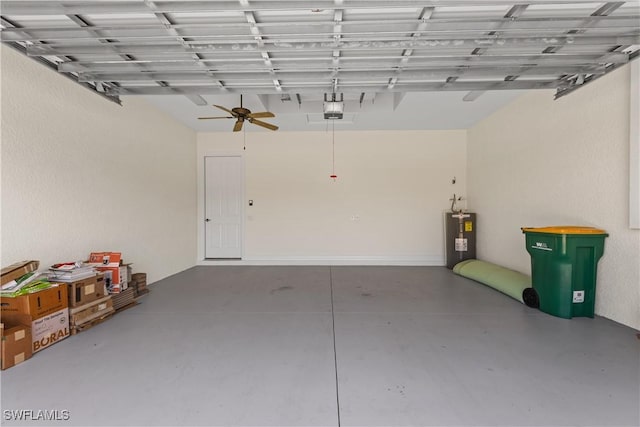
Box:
233;107;251;116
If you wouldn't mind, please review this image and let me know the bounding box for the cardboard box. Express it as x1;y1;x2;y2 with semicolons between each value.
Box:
1;284;68;319
131;273;146;283
130;272;149;298
101;268;122;293
125;265;132;283
100;266;130;293
111;288;135;311
1;286;70;353
70;296;114;327
1;320;32;370
87;252;121;267
66;274;107;308
31;309;69;353
119;265;131;289
1;261;39;286
88;253;124;292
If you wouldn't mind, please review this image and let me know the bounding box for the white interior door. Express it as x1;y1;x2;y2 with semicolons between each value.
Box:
205;156;243;259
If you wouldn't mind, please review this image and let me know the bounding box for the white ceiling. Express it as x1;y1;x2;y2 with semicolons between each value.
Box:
139;90;526;131
1;0;638;131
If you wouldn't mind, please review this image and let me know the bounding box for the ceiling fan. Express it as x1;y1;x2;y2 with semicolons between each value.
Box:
198;95;278;131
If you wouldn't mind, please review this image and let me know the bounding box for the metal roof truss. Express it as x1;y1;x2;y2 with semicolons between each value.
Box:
1;0;639;103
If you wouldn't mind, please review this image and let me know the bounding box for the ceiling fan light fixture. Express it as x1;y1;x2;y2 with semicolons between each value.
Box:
323;101;344;119
324;92;344;119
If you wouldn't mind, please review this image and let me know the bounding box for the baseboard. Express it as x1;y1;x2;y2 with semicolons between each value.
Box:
197;256;445;266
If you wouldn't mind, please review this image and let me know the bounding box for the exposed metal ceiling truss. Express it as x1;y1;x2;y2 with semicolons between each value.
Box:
1;0;639;105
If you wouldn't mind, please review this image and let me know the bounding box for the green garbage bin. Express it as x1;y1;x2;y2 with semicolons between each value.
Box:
522;226;608;319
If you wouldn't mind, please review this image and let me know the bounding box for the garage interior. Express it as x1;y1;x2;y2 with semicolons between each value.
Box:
1;1;639;426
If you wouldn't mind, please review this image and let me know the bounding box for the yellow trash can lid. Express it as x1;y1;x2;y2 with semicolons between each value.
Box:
521;226;607;234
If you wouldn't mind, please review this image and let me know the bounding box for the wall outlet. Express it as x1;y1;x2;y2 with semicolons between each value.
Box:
573;290;585;303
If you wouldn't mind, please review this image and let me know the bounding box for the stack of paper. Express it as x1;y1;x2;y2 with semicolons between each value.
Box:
0;272;51;297
49;262;96;282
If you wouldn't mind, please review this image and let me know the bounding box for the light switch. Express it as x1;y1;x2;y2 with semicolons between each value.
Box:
248;200;253;206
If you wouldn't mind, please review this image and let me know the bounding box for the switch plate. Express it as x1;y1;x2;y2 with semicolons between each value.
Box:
572;290;585;303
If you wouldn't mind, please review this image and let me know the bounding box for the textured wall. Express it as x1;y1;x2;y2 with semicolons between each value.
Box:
630;60;640;229
468;64;640;330
1;46;197;283
197;130;467;264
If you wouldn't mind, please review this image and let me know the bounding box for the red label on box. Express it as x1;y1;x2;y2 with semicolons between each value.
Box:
88;252;121;267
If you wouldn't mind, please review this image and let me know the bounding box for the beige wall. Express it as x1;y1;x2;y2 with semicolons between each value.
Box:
0;46;197;283
630;60;640;229
3;41;637;329
468;63;640;330
198;130;467;264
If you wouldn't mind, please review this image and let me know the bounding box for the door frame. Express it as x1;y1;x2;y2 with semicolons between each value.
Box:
197;152;245;262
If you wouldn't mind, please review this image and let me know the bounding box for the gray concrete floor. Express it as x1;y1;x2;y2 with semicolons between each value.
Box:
1;266;638;426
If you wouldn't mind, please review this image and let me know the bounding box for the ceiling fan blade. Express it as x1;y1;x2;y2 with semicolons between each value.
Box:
213;105;236;116
198;116;234;120
249;118;278;131
247;111;275;119
233;119;244;132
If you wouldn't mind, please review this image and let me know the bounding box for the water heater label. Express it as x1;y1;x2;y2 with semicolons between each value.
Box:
455;238;468;252
464;221;473;232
